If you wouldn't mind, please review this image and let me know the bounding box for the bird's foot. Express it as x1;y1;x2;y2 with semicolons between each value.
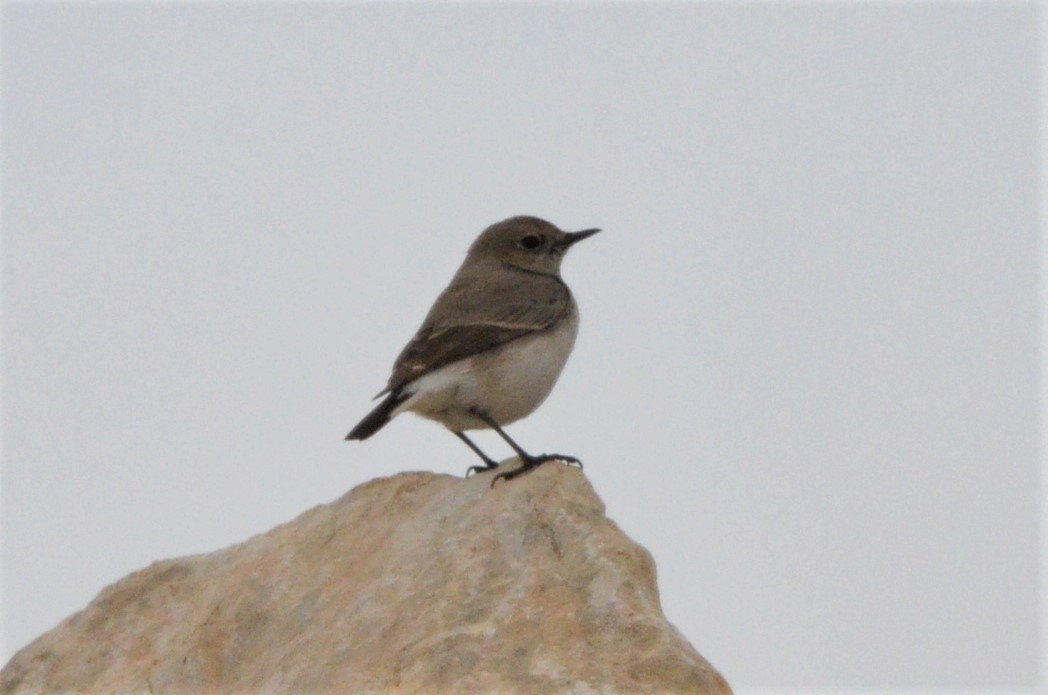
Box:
491;453;582;487
560;455;583;470
464;460;500;477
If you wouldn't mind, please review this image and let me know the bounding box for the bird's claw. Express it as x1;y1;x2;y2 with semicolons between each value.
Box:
465;461;499;478
490;453;582;487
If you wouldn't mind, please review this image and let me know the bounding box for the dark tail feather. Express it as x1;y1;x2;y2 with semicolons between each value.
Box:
346;391;406;440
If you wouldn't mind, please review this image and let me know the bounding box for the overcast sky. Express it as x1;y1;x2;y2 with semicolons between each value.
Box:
2;3;1042;690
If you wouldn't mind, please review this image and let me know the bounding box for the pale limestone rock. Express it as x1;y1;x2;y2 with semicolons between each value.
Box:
1;463;731;694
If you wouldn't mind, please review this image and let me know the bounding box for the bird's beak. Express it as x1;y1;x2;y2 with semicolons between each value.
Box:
561;228;601;248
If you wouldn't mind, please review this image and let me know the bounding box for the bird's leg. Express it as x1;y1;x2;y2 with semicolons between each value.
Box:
467;408;582;487
455;431;500;476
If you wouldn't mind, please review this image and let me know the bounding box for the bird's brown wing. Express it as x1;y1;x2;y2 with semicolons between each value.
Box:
385;271;570;393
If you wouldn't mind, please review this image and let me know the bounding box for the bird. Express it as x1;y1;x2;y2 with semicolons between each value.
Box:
346;215;599;485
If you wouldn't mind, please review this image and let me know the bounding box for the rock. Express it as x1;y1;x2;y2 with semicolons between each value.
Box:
1;463;731;694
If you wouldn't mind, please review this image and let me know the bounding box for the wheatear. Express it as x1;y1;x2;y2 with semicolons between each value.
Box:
346;215;599;484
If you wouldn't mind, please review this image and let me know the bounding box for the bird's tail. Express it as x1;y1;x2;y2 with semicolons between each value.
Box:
346;391;407;440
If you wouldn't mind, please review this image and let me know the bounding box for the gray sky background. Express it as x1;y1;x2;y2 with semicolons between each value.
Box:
2;3;1042;690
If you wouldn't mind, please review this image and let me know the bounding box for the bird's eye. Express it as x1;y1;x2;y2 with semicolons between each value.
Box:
519;235;542;250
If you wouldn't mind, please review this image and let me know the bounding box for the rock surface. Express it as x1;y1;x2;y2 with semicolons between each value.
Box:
1;463;731;694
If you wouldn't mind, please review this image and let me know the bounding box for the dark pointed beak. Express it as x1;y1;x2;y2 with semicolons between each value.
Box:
561;228;601;248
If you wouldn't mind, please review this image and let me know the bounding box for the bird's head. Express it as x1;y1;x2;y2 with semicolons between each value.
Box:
467;216;600;276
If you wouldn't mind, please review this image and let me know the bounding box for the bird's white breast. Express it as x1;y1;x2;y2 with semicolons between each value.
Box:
395;308;579;431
